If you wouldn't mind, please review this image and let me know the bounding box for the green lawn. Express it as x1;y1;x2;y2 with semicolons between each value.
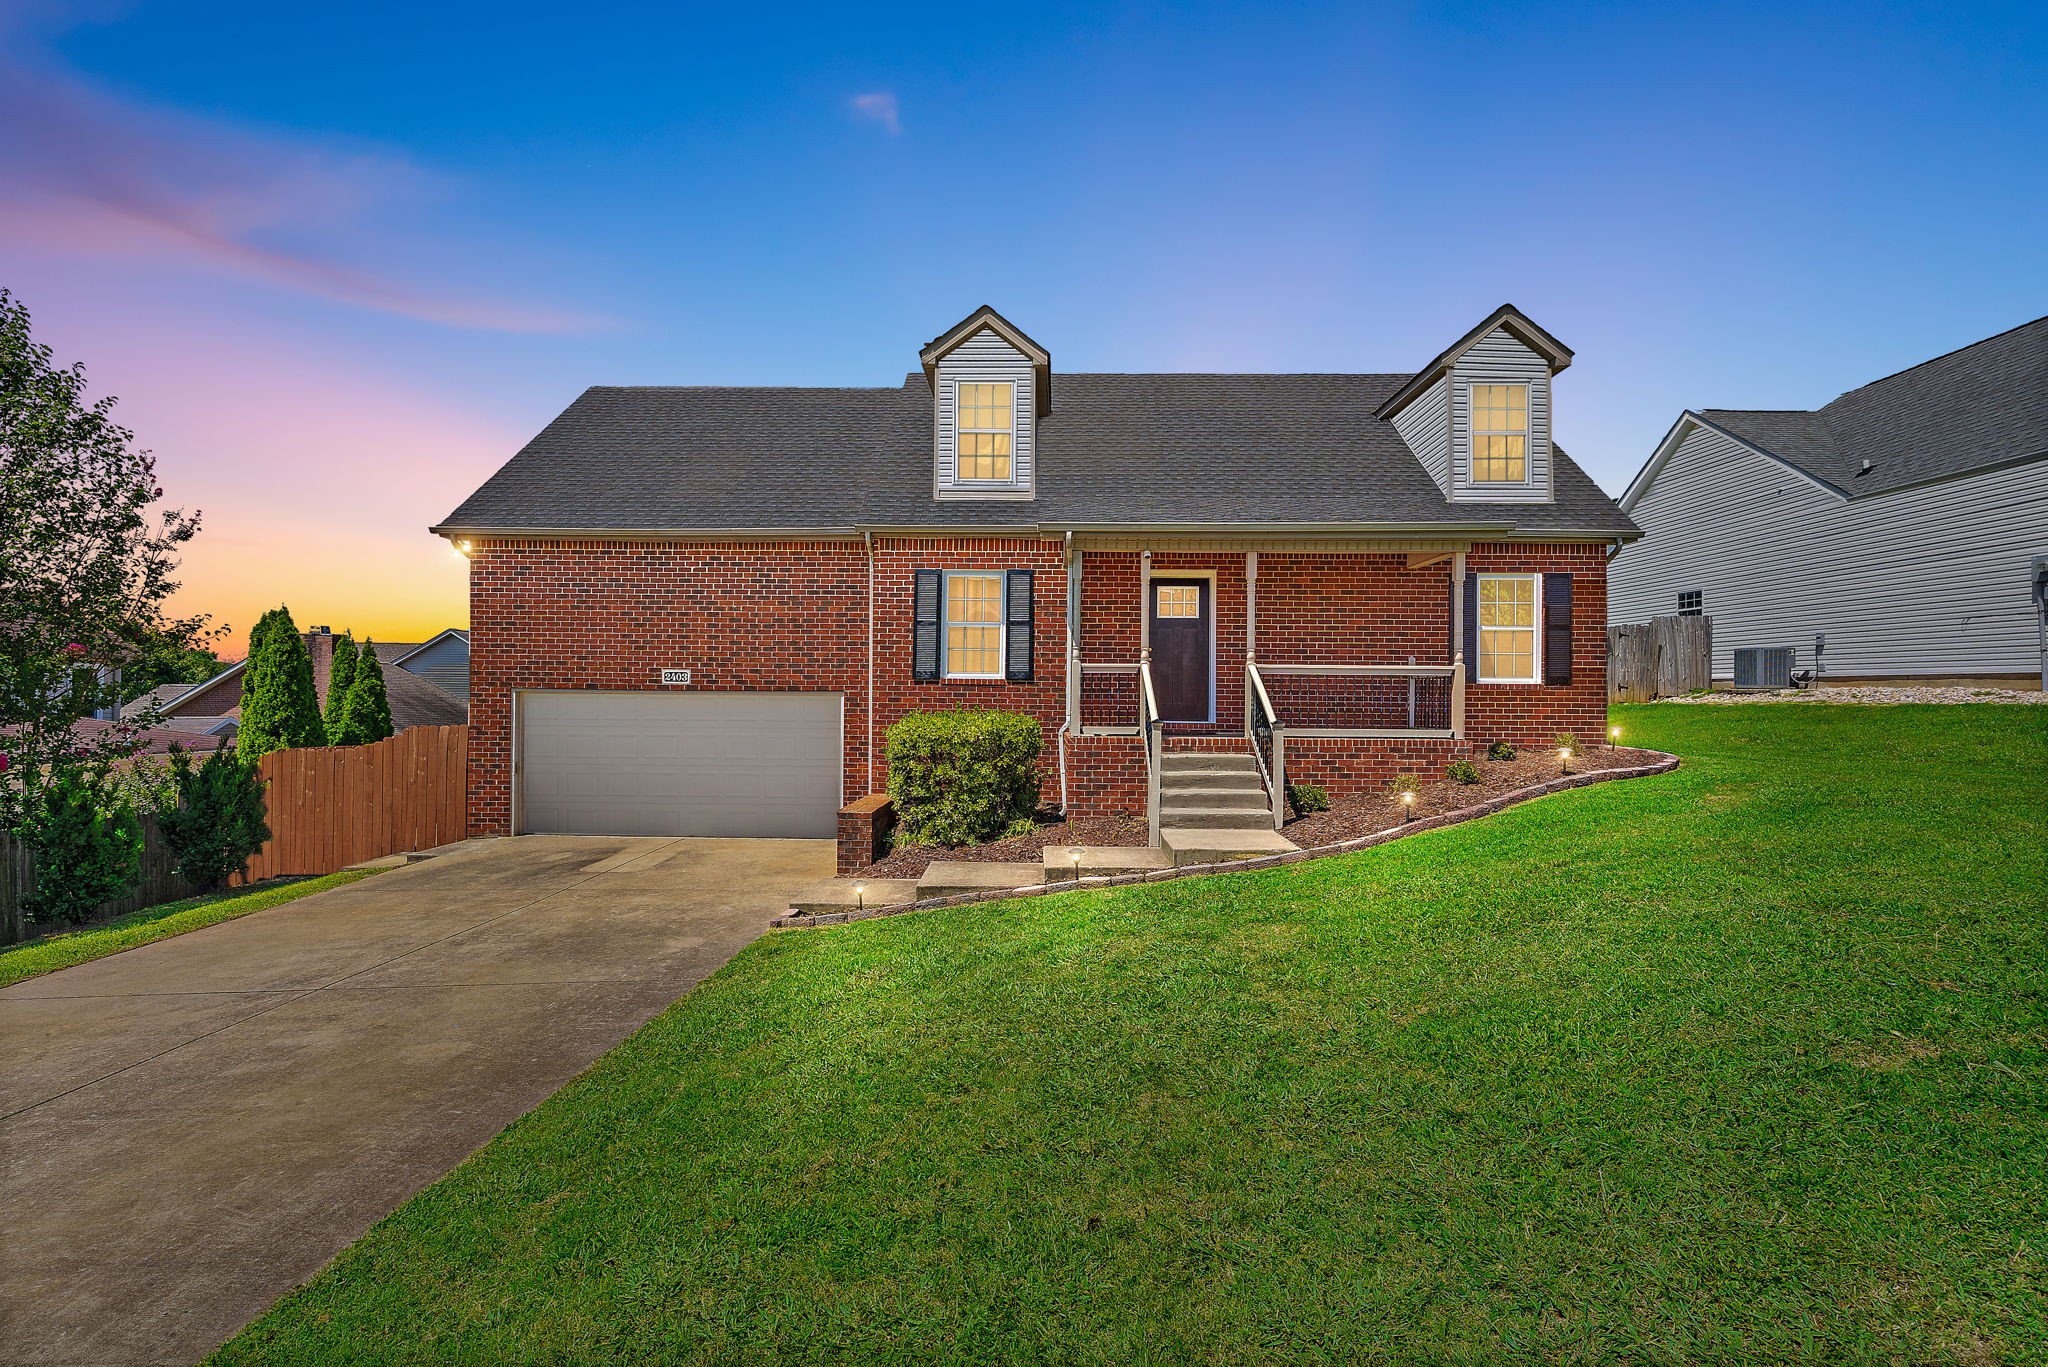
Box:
218;706;2046;1365
0;870;379;988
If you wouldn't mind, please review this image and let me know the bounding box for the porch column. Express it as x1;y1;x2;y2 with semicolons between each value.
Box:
1139;549;1153;662
1066;545;1083;731
1245;551;1258;662
1451;549;1468;738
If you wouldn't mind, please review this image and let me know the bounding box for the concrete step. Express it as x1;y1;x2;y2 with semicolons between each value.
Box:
1042;846;1172;881
1160;827;1300;866
916;861;1046;899
1159;806;1275;830
1158;784;1270;810
788;878;919;915
1161;750;1257;773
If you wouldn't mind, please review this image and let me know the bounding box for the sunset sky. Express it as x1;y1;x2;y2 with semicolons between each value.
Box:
4;1;2043;658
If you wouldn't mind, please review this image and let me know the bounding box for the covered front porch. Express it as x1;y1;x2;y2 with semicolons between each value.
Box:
1056;539;1481;836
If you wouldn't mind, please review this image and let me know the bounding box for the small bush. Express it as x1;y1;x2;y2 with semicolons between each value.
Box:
1387;773;1421;797
20;765;143;925
1553;732;1584;756
1288;783;1330;815
159;748;271;892
886;709;1043;847
1486;739;1518;762
1445;758;1481;785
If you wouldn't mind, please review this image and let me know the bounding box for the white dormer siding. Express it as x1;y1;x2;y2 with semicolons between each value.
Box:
1388;375;1453;495
934;327;1035;500
1449;328;1553;503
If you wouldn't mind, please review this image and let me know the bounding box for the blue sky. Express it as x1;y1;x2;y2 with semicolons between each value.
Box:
2;0;2043;647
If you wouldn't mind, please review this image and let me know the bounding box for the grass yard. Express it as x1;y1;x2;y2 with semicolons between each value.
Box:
0;870;379;988
218;706;2046;1365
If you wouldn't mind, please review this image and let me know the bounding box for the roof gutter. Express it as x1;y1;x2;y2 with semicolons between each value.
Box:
429;524;864;543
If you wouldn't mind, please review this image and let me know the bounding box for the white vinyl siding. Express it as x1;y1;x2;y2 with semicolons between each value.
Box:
1611;423;2048;678
1389;375;1453;494
935;328;1034;499
1450;328;1553;503
394;632;470;704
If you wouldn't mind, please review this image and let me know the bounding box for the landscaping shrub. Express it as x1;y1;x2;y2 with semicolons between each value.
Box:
322;629;358;742
1445;758;1481;785
20;765;143;924
1288;783;1330;815
158;747;271;892
1554;731;1585;756
1486;739;1517;761
886;710;1042;847
1387;773;1421;797
239;607;325;759
330;639;394;747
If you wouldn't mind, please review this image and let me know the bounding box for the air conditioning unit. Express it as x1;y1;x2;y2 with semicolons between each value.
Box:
1733;646;1796;689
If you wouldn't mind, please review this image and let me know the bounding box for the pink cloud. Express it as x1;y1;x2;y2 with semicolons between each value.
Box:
0;56;600;333
849;91;901;134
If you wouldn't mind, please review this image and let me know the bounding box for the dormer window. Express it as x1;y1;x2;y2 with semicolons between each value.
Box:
1471;383;1529;482
957;382;1014;481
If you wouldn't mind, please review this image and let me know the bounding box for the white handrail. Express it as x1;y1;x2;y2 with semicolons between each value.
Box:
1139;658;1162;847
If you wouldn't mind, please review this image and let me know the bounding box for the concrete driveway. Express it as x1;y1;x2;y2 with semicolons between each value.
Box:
0;835;830;1367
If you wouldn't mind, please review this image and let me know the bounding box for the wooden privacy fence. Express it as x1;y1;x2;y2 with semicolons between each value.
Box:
1;815;194;946
1609;616;1713;702
243;725;467;881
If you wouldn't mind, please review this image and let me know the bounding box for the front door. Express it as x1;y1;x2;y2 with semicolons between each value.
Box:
1148;578;1212;722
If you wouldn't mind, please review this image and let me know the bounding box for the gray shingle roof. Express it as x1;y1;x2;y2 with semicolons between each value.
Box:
439;372;1636;537
1701;315;2047;497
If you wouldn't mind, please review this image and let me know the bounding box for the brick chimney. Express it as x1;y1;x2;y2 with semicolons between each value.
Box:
305;629;336;708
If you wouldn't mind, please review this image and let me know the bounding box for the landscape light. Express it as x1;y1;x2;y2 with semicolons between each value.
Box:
1610;725;1621;748
1559;746;1573;775
1069;846;1084;880
854;883;865;912
1400;790;1416;823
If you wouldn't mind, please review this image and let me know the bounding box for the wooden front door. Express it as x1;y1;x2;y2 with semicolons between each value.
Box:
1148;578;1212;722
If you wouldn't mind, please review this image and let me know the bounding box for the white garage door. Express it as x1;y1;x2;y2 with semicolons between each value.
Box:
518;691;842;838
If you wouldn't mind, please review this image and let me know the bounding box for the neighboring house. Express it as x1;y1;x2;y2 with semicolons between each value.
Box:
119;683;198;720
1612;316;2048;686
385;629;471;704
158;628;469;735
70;716;231;758
437;304;1639;843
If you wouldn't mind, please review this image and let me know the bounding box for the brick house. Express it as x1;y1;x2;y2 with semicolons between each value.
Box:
437;305;1639;846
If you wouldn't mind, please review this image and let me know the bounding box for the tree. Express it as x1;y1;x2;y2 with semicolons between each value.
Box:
19;764;143;924
322;629;358;743
0;289;212;828
330;639;394;747
236;607;324;760
158;747;269;892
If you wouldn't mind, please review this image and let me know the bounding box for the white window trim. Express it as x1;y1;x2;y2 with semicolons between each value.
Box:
951;379;1020;486
941;569;1007;680
1476;571;1542;685
1465;381;1534;486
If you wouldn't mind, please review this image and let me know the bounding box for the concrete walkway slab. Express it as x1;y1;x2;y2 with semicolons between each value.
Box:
0;834;831;1367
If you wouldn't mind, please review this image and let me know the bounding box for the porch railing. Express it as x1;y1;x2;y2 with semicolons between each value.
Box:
1075;658;1164;844
1246;662;1286;829
1139;658;1162;847
1251;661;1466;739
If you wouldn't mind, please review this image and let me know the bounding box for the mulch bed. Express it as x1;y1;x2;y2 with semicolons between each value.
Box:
854;812;1150;882
854;744;1661;881
1282;745;1662;846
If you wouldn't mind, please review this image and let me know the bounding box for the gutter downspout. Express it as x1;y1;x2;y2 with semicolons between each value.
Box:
865;531;875;796
1606;537;1624;562
1058;531;1077;815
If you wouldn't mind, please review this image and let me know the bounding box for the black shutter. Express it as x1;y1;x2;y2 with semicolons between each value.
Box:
1462;574;1479;683
912;569;941;681
1005;569;1035;682
1543;573;1574;685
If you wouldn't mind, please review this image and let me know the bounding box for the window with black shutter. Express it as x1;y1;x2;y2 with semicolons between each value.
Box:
1543;574;1574;686
1004;569;1035;681
911;569;941;680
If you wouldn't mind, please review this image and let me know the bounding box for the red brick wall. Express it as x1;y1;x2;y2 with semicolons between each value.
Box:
465;536;1607;834
1462;542;1610;751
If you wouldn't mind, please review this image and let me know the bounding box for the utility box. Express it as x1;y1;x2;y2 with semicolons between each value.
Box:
1733;646;1797;690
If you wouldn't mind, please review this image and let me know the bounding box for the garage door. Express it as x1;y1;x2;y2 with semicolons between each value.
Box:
518;691;842;838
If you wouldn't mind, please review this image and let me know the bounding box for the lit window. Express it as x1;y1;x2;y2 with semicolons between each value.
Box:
1677;590;1703;617
957;382;1014;481
944;572;1004;677
1478;574;1538;682
1470;383;1529;483
1155;585;1199;618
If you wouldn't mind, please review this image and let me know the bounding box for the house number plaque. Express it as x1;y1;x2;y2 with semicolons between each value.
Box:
660;668;692;685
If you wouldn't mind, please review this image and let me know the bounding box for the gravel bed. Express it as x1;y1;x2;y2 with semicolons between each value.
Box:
1281;745;1661;847
1661;686;2045;706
